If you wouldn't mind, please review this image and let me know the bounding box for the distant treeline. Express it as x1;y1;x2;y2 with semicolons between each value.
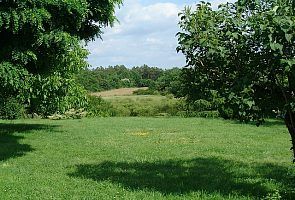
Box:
76;64;182;95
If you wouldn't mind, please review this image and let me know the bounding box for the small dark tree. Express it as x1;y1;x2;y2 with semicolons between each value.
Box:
177;0;295;161
0;0;122;116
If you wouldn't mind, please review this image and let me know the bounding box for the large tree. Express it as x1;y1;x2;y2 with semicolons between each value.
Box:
0;0;122;117
177;0;295;161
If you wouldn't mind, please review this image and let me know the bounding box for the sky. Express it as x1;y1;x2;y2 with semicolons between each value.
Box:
87;0;235;69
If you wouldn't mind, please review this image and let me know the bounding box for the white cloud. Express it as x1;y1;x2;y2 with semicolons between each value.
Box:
86;0;237;69
87;0;186;68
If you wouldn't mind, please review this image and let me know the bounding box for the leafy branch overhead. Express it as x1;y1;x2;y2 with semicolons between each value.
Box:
0;0;122;117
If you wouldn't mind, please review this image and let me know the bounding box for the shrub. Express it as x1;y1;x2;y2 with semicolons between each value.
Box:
218;106;234;120
112;105;131;117
0;97;25;120
192;99;212;111
28;77;88;117
196;111;219;118
64;109;88;119
86;96;115;117
48;109;88;120
155;98;179;116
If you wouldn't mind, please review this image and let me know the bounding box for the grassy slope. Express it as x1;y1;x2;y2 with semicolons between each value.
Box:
0;118;294;199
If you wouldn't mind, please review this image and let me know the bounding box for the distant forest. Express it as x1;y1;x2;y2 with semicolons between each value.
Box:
76;65;182;95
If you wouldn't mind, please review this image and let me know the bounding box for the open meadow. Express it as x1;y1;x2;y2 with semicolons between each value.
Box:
0;117;294;200
92;87;149;97
89;88;183;117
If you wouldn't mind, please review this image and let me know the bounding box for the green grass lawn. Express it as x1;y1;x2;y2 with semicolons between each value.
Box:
0;117;294;199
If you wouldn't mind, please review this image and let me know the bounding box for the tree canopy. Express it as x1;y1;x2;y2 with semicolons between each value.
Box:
177;0;295;161
0;0;122;117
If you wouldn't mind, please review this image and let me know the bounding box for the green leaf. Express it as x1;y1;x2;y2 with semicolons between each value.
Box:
270;42;283;54
272;6;279;13
285;34;292;42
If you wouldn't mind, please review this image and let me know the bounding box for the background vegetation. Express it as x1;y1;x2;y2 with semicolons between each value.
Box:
75;65;180;94
74;65;232;119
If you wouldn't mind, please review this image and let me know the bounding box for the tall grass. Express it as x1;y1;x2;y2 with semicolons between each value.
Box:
88;95;221;118
103;95;181;117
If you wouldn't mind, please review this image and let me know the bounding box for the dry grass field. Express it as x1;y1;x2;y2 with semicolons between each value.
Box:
91;87;148;97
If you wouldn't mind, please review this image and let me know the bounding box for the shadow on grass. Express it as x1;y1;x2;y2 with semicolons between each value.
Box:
262;119;285;127
228;118;285;127
0;123;59;161
69;158;295;199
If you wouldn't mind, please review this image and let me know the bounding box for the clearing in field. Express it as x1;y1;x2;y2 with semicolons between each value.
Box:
0;117;294;199
91;87;148;97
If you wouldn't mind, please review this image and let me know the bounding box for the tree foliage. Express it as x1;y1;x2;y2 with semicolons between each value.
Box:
76;65;167;92
177;0;295;161
0;0;122;117
155;68;183;96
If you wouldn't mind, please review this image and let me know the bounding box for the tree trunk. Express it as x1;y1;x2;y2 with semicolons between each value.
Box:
285;111;295;163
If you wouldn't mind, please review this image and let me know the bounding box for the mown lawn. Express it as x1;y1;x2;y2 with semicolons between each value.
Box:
0;117;294;199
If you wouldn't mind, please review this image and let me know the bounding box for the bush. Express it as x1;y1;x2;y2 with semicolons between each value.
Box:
195;111;219;118
86;96;115;117
154;98;179;116
192;99;212;111
48;109;88;120
0;97;25;120
112;105;131;117
218;106;234;119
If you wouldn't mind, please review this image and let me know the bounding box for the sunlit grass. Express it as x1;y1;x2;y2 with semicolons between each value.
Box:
0;117;294;199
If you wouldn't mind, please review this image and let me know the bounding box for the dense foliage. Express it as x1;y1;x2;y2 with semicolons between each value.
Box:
177;0;295;161
0;0;122;118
